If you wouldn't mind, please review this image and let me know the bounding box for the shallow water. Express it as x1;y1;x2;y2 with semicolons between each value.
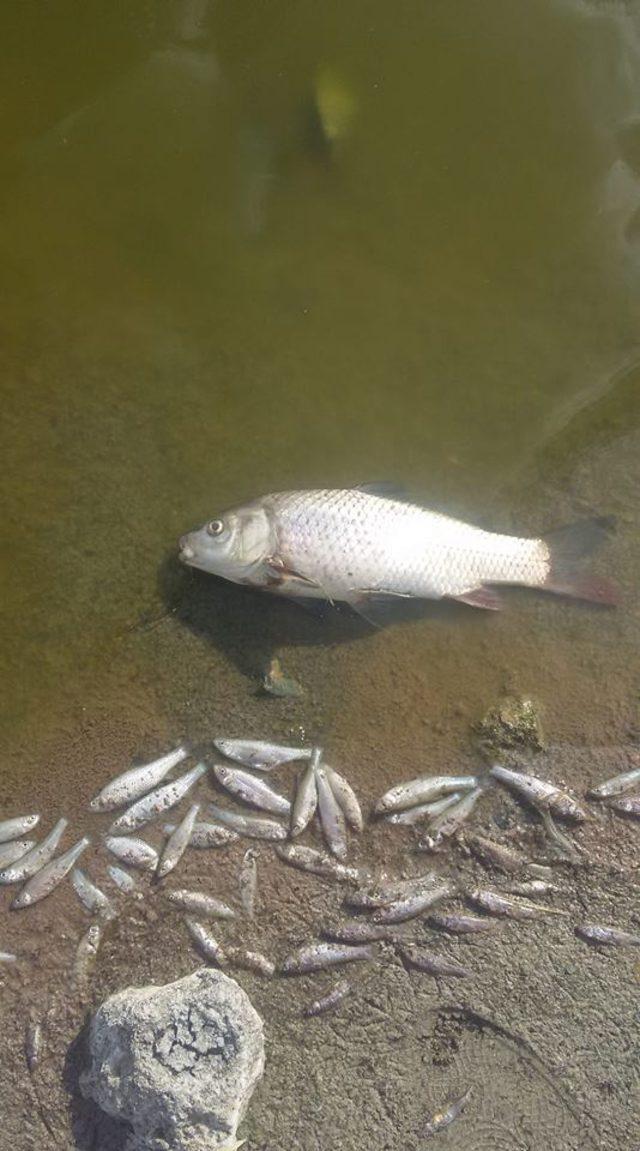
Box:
0;3;639;1148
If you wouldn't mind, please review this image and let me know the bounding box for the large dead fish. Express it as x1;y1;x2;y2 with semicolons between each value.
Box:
179;487;617;619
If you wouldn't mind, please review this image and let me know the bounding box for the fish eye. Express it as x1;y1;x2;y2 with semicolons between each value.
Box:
206;519;225;537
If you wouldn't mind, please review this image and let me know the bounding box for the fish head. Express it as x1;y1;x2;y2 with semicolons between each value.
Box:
179;500;275;584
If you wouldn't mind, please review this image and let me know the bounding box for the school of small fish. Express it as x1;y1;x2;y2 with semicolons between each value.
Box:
1;737;637;1140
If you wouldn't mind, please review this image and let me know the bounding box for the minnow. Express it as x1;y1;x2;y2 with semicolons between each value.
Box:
12;837;90;909
0;814;39;843
239;848;258;918
25;1018;43;1072
156;804;200;878
316;766;348;860
89;746;188;812
322;921;396;944
208;803;288;840
166;889;236;918
107;864;137;893
422;1088;472;1138
502;880;561;897
226;947;275;977
275;843;360;882
463;831;525;873
291;759;319;837
586;759;640;799
324;764;364;832
72;923;102;992
214;738;312;771
213;764;291;816
575;923;640;947
490;764;587;821
72;869;115;919
303;980;352;1016
0;951;17;962
185;917;227;965
607;794;640;816
164;821;239;848
397;946;472;978
428;912;495;934
469;888;567;920
104;835;159;872
0;840;36;869
418;787;484;851
375;775;478;816
281;940;375;975
385;793;462;826
345;872;440;910
0;818;68;885
372;883;452;925
179;489;617;615
109;763;207;833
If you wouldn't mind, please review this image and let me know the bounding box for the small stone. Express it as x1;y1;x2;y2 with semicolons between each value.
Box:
476;694;545;756
261;656;304;698
80;967;264;1151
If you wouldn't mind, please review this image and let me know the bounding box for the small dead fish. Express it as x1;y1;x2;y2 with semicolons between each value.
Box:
157;804;200;879
185;917;227;965
25;1017;43;1072
463;831;526;873
213;763;291;816
89;745;189;812
72;869;115;919
72;923;102;992
541;810;583;863
104;835;159;872
372;883;452;925
322;921;396;944
575;923;640;947
166;889;236;918
0;814;39;843
398;946;472;978
276;843;360;883
422;1088;472;1138
262;657;304;698
291;760;319;837
0;840;36;869
214;738;312;771
469;888;567;920
12;837;90;909
164;821;240;848
304;979;352;1017
490;764;587;821
607;794;640;816
324;765;364;832
107;865;137;893
281;940;375;975
109;763;206;833
239;848;258;918
418;788;484;851
375;775;478;816
385;792;462;826
0;818;68;885
316;766;348;860
586;760;640;799
345;872;439;910
208;804;288;840
429;912;495;934
502;880;561;897
226;947;275;977
0;951;17;963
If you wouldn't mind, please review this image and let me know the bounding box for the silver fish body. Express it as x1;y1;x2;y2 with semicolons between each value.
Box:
586;759;640;799
422;1089;472;1138
428;912;495;934
12;836;90;909
490;764;587;821
0;819;68;885
463;831;525;873
575;923;640;947
179;489;617;610
322;921;396;944
208;803;288;840
0;951;17;963
89;746;188;812
418;787;484;851
239;848;258;917
72;868;115;919
72;923;102;992
0;840;36;868
324;765;363;832
156;804;200;878
164;821;240;848
304;980;352;1016
398;947;472;978
226;947;275;977
213;763;291;816
291;760;319;837
607;794;640;816
276;843;360;883
372;883;452;925
0;814;39;843
25;1018;43;1072
281;940;375;975
109;763;206;833
469;888;567;920
167;890;235;918
107;865;137;893
316;766;348;859
385;792;463;825
214;738;312;771
104;836;159;872
375;775;477;816
185;917;227;965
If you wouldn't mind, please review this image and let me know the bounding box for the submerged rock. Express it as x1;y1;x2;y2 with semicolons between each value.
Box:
81;967;264;1151
476;694;545;757
261;656;305;699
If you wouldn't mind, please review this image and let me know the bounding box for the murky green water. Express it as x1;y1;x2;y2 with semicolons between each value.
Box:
1;0;640;806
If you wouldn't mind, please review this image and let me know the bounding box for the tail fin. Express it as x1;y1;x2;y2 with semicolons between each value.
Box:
543;516;619;605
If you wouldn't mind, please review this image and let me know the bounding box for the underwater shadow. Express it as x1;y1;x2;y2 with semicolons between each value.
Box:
63;1019;132;1151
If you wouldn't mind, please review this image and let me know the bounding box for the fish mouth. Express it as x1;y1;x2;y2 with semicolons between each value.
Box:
178;535;195;564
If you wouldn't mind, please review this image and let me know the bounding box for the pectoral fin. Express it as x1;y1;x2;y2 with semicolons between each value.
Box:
265;557;333;603
451;586;504;611
348;589;415;628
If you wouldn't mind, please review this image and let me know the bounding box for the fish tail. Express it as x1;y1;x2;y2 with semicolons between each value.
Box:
542;516;619;605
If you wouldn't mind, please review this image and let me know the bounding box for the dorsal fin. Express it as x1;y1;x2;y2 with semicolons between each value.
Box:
355;482;410;501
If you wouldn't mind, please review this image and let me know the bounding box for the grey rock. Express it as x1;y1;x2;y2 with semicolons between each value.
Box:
80;967;264;1151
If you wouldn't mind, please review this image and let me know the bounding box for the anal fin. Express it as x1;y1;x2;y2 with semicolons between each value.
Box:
451;586;504;611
